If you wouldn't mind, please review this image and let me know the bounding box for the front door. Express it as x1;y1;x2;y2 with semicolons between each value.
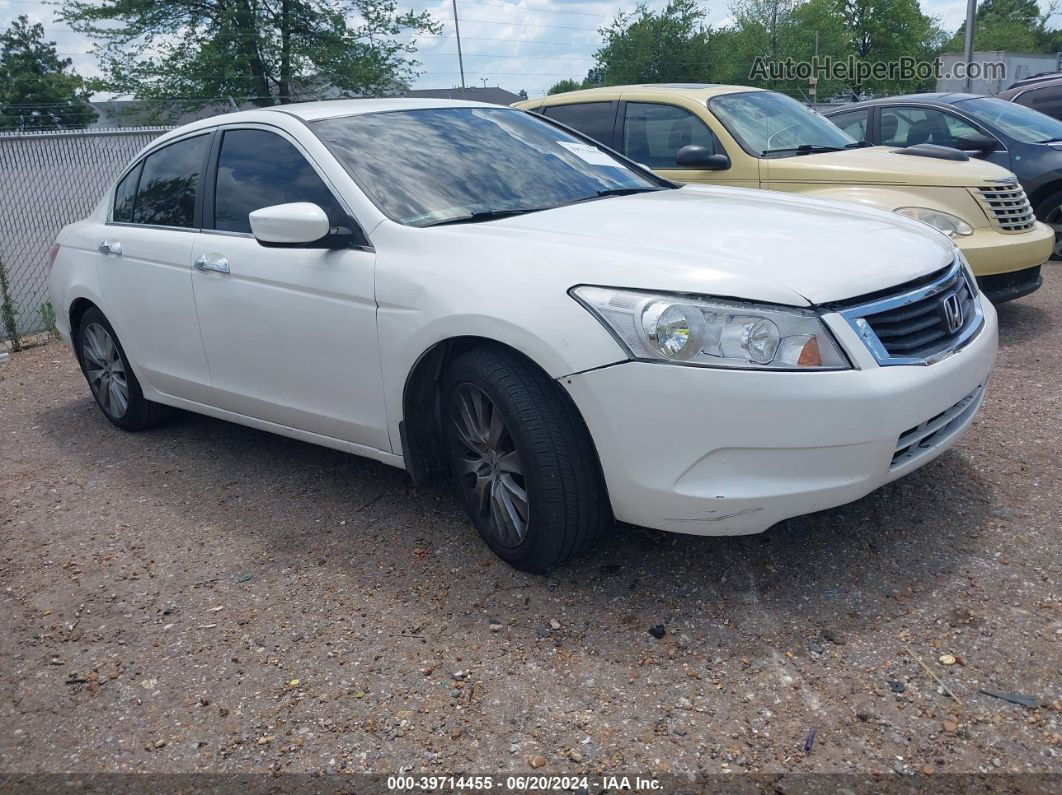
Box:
616;98;759;187
189;126;387;450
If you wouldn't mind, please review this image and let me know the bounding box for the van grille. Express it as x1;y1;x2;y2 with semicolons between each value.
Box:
836;261;985;366
971;183;1036;233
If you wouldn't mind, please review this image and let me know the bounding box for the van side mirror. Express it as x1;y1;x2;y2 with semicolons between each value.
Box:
954;133;997;153
675;145;731;170
249;202;368;249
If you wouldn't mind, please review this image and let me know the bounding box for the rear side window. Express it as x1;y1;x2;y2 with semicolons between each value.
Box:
133;134;210;228
112;162;142;223
622;103;719;168
212;129;346;234
542;102;616;146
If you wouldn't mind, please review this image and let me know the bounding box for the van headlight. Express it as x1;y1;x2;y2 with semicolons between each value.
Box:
895;207;973;237
571;287;850;370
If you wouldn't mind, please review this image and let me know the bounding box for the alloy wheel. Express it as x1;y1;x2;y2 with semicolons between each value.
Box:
447;383;529;547
81;322;129;418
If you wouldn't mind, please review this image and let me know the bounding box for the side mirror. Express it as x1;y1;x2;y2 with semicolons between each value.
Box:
954;133;997;152
675;145;731;170
249;202;363;249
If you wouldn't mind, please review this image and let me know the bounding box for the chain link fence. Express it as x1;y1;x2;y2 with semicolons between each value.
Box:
0;127;172;349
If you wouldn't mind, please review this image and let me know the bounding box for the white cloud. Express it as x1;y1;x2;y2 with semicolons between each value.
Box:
2;0;1060;100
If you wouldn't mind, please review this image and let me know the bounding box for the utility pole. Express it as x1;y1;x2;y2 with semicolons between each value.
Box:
452;0;466;92
963;0;977;91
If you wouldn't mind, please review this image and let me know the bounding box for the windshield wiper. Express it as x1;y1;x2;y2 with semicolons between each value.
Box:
421;187;664;226
421;208;553;227
845;140;874;148
1037;136;1062;143
566;186;665;204
761;144;846;155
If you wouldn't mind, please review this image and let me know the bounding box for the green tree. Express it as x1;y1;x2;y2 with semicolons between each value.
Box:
0;15;97;131
593;0;714;86
58;0;440;110
547;79;584;95
720;0;944;97
945;0;1052;52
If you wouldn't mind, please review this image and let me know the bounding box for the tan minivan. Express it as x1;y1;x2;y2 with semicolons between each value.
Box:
517;84;1052;302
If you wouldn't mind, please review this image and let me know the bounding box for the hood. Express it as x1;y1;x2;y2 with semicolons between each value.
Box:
764;145;1018;187
431;185;956;305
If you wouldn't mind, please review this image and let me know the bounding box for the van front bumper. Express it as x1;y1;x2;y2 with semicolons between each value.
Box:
561;300;998;536
958;221;1052;278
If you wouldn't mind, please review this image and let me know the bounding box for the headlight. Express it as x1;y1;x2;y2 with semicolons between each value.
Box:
571;287;850;370
894;207;973;237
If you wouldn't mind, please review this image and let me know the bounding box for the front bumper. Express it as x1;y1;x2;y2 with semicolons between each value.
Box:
977;265;1043;303
958;221;1052;277
562;300;998;536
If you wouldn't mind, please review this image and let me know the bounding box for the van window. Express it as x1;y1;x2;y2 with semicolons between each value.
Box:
622;103;719;168
541;102;616;146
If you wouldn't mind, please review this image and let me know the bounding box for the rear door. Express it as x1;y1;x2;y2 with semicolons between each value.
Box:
96;132;214;403
189;125;387;449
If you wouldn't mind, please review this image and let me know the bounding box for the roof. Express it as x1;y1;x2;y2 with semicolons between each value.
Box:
401;86;523;106
999;75;1062;97
526;84;765;104
825;93;985;112
145;98;506;147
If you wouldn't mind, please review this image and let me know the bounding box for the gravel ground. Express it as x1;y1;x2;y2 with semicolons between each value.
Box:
1;269;1060;779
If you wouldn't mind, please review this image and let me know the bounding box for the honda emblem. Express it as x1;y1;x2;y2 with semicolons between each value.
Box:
943;293;964;333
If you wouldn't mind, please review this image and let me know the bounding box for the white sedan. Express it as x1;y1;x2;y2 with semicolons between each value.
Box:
48;98;997;571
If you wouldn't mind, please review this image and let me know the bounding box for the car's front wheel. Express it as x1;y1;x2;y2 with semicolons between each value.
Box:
442;347;611;571
1034;188;1062;260
76;307;172;430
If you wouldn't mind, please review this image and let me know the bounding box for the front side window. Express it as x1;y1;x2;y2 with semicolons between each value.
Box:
710;91;856;156
312;107;662;227
829;109;869;141
957;95;1062;142
213;129;346;234
622;103;719;168
112;162;142;223
132;134;210;228
879;107;980;148
542;102;616;146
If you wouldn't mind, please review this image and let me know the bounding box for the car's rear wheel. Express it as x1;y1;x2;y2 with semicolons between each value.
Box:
76;307;171;430
441;347;611;571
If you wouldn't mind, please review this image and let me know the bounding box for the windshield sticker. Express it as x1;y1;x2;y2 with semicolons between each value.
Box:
557;141;620;167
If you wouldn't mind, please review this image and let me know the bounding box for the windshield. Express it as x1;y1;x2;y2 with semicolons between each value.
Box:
311;107;662;227
954;96;1062;143
710;91;857;156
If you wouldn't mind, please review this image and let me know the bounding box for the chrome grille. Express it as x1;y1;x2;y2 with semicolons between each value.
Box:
836;261;984;366
971;183;1036;232
891;384;984;469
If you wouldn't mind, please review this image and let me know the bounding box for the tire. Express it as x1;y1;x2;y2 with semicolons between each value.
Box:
1033;188;1062;261
76;307;172;431
441;347;612;572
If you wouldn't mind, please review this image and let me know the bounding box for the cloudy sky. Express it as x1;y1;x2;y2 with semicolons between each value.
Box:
1;0;1059;99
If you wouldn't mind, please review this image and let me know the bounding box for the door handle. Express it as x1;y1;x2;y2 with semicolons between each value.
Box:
193;255;230;274
98;240;122;255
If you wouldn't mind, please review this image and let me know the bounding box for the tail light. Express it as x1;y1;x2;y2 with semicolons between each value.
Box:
46;243;60;272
